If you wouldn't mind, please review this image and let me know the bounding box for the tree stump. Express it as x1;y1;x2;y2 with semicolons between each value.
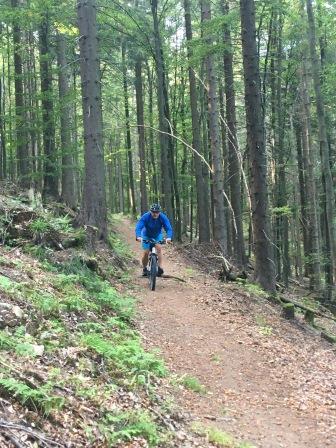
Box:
85;225;98;253
304;309;315;325
282;303;295;320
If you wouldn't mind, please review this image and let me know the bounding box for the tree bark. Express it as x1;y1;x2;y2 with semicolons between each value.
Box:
56;32;76;208
299;61;321;290
240;0;276;292
39;13;58;198
306;0;336;294
201;0;227;253
0;52;6;179
135;56;148;214
12;0;30;190
77;0;107;240
222;0;245;266
121;41;136;216
184;0;211;243
150;0;174;223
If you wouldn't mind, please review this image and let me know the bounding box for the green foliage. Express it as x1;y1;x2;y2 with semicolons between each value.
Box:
255;315;273;336
31;291;62;316
99;410;160;446
29;214;73;234
0;275;16;291
82;333;166;383
271;205;292;216
107;233;133;260
94;284;135;319
175;375;207;394
243;282;269;298
0;378;64;414
192;423;255;448
0;331;15;350
15;342;39;357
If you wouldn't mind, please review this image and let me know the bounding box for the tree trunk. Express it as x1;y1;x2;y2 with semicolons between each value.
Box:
146;63;158;202
201;0;227;253
184;0;211;243
151;0;174;222
222;0;245;266
39;13;58;198
135;56;148;214
121;41;136;216
12;0;30;190
299;61;321;290
294;119;309;276
306;0;336;295
77;0;107;240
0;51;6;179
240;0;276;292
56;32;76;208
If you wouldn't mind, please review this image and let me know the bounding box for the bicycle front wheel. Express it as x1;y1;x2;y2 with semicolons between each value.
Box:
149;254;157;291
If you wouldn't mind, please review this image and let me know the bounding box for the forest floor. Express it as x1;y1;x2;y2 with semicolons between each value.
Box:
117;218;336;448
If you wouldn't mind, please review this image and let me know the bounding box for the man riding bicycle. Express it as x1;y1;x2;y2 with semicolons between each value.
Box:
135;203;173;277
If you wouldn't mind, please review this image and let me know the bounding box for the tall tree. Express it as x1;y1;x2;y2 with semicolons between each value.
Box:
240;0;276;291
150;0;174;222
77;0;107;239
135;55;148;214
12;0;30;189
121;41;136;216
184;0;211;243
306;0;336;294
201;0;227;253
56;31;76;208
222;0;245;266
39;12;58;198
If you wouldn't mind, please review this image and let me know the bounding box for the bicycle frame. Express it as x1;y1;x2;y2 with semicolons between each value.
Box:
142;239;165;291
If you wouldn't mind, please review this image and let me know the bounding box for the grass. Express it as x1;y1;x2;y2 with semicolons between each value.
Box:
175;374;207;394
0;274;16;291
192;423;256;448
255;315;273;336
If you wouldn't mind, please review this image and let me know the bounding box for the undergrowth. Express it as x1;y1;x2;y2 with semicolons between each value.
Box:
0;223;175;446
97;410;162;446
0;377;64;414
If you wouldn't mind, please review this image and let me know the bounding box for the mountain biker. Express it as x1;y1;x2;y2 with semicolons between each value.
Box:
135;203;173;277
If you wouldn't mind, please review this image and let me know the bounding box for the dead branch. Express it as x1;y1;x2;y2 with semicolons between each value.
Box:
0;419;64;447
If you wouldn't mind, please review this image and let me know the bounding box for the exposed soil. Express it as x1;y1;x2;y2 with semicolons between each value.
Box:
119;218;336;448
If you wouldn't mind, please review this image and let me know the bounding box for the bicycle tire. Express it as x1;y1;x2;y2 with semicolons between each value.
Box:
149;254;157;291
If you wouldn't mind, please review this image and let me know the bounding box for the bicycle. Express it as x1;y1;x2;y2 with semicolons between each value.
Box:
142;238;166;291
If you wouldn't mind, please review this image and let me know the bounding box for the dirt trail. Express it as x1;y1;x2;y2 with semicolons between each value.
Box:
119;219;336;448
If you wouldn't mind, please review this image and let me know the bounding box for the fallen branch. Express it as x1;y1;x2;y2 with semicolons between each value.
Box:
0;419;64;447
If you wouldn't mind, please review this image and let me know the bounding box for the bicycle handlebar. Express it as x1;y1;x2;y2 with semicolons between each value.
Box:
140;238;167;244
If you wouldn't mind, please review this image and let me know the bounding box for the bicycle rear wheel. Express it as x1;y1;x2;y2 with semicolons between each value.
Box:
149;254;157;291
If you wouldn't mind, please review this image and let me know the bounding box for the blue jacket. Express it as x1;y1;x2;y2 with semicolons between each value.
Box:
135;212;173;239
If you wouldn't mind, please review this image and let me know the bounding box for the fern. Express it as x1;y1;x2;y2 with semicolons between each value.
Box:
99;411;160;446
0;331;15;349
82;333;166;380
0;378;64;414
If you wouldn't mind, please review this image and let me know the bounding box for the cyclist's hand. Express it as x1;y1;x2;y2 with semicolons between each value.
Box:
166;238;172;244
136;237;142;242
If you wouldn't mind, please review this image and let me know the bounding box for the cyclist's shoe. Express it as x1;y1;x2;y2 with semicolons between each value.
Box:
157;267;164;277
142;268;149;277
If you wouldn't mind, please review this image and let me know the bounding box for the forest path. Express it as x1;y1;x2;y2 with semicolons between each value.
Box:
117;218;336;448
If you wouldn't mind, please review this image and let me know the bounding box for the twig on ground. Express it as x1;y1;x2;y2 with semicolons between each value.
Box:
0;419;64;447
